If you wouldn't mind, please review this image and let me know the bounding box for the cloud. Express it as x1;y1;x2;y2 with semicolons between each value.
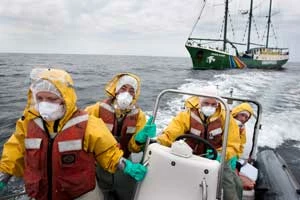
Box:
0;0;300;60
0;0;68;33
0;0;202;37
72;0;202;37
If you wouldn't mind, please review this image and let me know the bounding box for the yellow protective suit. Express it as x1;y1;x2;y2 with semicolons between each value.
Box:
0;69;123;177
231;102;254;158
85;72;146;154
158;96;241;161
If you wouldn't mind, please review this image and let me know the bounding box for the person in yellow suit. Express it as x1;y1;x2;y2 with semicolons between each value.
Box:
85;73;155;200
232;102;256;190
157;86;243;200
231;103;254;158
0;68;147;200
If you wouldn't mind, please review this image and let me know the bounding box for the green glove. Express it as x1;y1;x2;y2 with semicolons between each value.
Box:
0;181;8;196
0;172;10;194
206;149;221;161
228;156;238;171
206;149;214;159
123;159;147;182
135;116;156;144
0;181;6;191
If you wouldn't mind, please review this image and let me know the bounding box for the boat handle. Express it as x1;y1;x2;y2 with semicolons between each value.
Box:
200;179;207;200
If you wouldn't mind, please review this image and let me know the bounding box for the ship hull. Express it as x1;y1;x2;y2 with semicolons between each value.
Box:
186;45;288;70
240;56;288;69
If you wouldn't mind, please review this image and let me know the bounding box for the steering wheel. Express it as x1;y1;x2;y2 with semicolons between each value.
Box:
175;134;218;160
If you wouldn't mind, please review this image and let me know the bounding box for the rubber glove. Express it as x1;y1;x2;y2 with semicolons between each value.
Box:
205;149;221;161
206;149;214;159
0;172;10;194
123;159;147;182
228;156;238;171
0;181;6;192
135;116;156;144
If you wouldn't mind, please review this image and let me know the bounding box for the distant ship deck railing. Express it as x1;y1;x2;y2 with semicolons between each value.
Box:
248;47;289;56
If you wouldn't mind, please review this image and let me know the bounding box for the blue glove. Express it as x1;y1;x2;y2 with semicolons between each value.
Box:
205;149;221;161
123;159;147;181
228;156;238;171
135;116;156;144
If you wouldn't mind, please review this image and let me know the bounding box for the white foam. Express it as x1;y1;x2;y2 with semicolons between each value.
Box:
147;71;300;152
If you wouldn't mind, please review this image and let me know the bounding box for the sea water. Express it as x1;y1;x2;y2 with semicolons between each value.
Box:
0;53;299;197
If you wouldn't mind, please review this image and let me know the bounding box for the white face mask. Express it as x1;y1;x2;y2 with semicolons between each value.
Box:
201;106;216;117
38;101;65;121
116;92;133;110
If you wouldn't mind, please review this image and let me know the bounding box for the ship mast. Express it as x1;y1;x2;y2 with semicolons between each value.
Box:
223;0;229;51
266;0;272;48
246;0;253;51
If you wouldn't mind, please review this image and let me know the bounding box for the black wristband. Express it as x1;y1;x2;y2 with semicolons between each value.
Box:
135;140;145;145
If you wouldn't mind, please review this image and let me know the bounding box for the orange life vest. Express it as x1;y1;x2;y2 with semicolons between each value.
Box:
23;110;96;200
186;108;223;155
99;98;139;158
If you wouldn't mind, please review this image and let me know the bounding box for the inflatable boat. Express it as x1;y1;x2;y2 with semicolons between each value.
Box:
1;89;299;200
134;89;300;200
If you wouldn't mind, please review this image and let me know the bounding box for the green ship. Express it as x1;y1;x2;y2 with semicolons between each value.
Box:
186;0;289;70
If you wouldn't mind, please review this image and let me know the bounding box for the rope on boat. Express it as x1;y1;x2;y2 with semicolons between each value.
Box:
187;0;207;39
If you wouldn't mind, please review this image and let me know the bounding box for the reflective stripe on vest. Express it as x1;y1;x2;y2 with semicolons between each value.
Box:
191;111;203;125
209;127;222;137
58;139;82;152
24;111;95;200
190;127;201;136
126;126;136;134
33;118;44;130
127;109;139;116
105;123;114;131
99;98;139;158
99;99;139;137
100;102;115;113
33;118;59;138
188;109;206;155
62;114;88;131
188;108;223;155
32;114;88;133
25;138;42;149
206;118;223;149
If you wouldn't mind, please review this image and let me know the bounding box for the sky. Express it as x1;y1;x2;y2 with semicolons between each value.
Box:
1;0;300;61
